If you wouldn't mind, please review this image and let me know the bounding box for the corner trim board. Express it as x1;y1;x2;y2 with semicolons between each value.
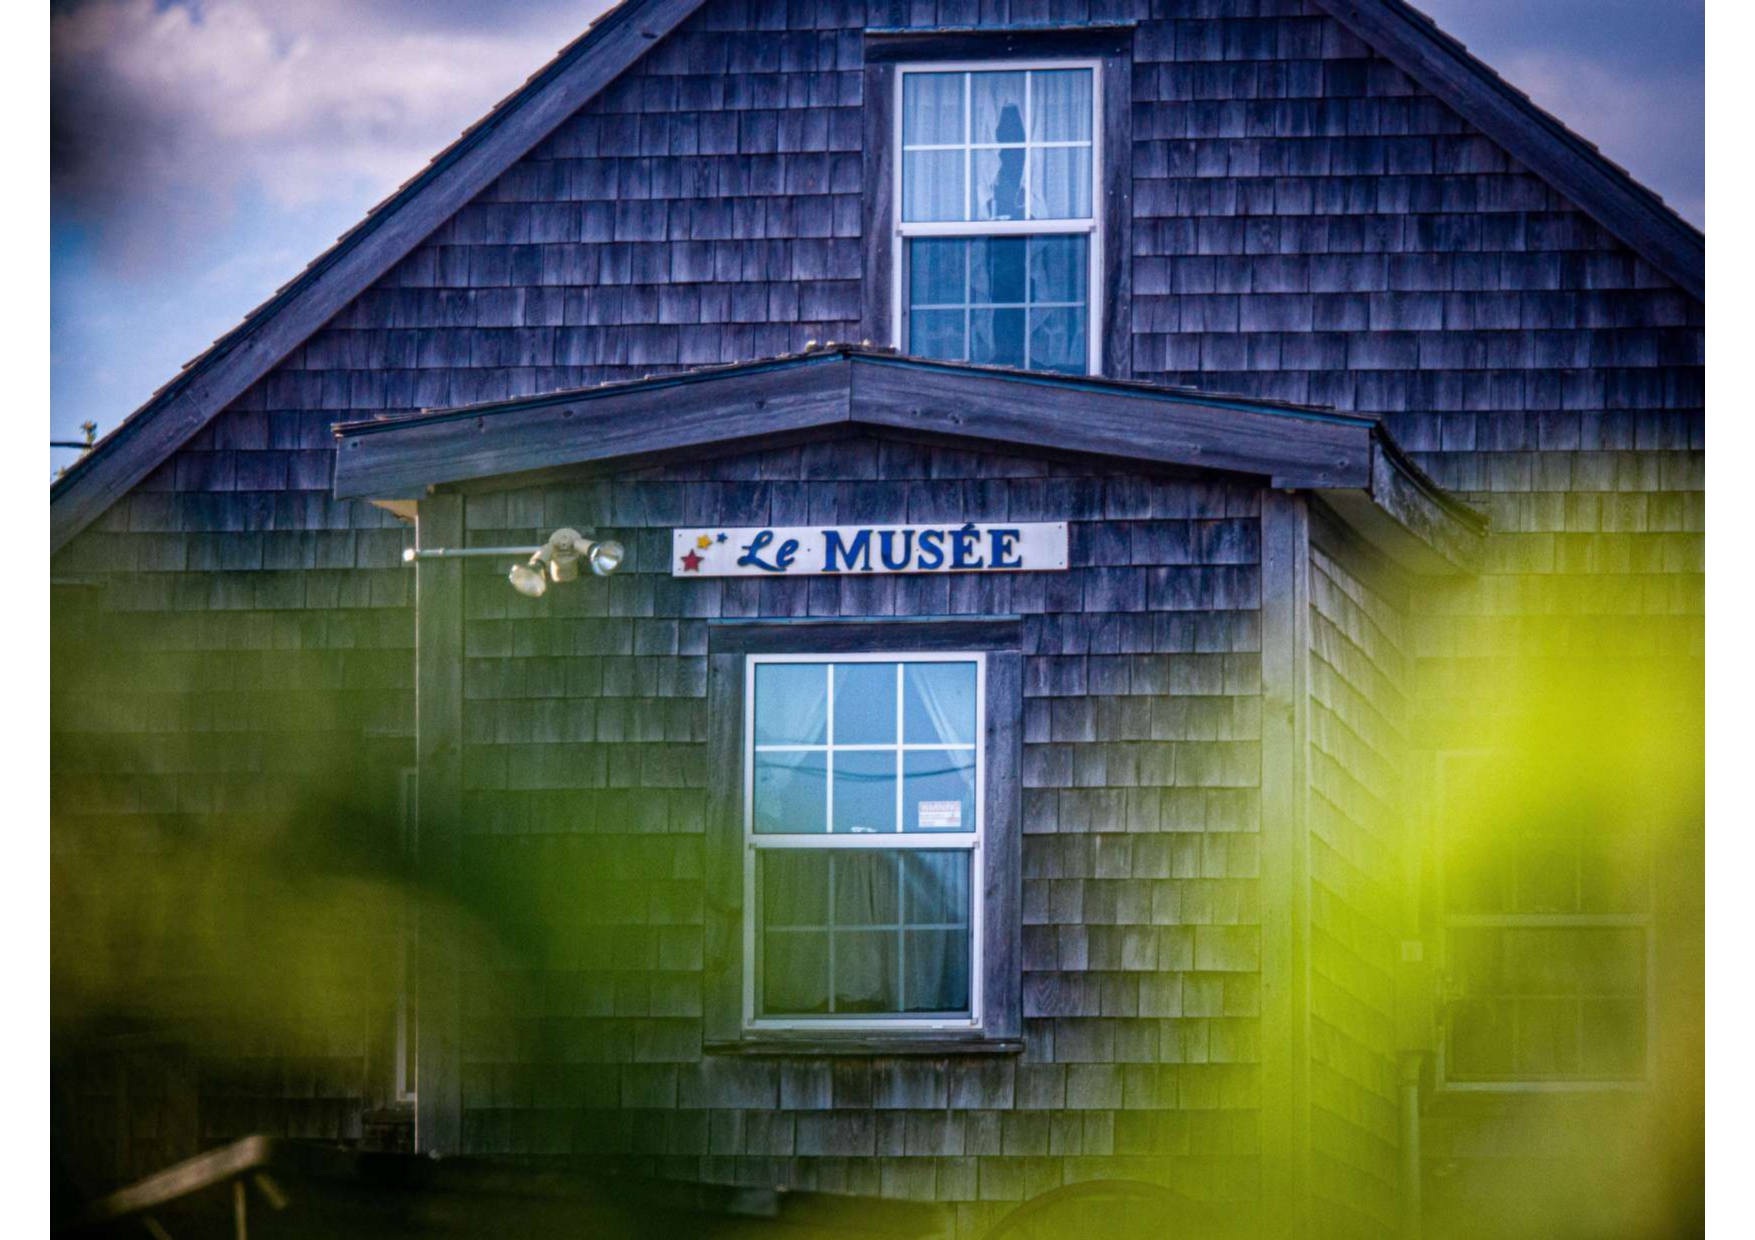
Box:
1259;491;1313;1238
413;493;465;1154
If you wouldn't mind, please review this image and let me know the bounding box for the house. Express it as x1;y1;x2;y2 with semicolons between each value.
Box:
49;2;1704;1237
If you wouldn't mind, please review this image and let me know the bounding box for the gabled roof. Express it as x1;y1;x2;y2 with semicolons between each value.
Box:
332;346;1486;575
51;0;1701;555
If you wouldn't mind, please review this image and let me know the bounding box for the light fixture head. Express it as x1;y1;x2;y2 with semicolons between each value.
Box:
508;558;548;598
587;539;624;576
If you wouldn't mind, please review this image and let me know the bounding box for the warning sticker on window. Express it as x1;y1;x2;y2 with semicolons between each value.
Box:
917;801;963;829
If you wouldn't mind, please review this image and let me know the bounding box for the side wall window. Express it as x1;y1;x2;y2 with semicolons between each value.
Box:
1437;751;1652;1085
705;622;1022;1048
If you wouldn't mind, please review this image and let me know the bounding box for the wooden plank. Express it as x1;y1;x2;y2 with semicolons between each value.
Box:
335;358;854;499
863;26;1135;63
702;651;745;1047
707;616;1022;656
50;0;713;554
849;356;1373;487
983;649;1024;1041
414;493;464;1155
1100;49;1134;380
705;1037;1024;1057
859;63;896;349
1312;0;1702;301
1258;491;1312;1240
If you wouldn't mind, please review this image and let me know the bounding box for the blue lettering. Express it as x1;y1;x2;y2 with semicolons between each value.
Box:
917;529;945;570
989;527;1022;568
878;529;914;571
736;529;797;573
950;522;984;570
823;529;872;573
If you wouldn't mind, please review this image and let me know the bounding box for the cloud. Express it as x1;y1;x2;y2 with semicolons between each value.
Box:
1493;49;1704;226
51;0;608;275
1414;0;1703;227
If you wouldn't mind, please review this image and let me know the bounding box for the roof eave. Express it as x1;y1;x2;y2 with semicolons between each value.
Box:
332;350;1480;571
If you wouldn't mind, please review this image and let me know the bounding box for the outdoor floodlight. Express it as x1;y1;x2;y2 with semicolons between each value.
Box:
402;527;626;596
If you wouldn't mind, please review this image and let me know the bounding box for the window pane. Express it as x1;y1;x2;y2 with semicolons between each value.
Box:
903;851;970;925
905;749;976;833
834;750;898;835
1029;307;1087;375
755;663;826;745
834;931;900;1013
1578;832;1650;913
753;750;827;834
903;662;978;745
902;71;964;145
909;309;965;361
910;238;966;306
972;147;1026;221
1447;926;1647;1081
1580;998;1646;1077
903;149;966;222
971;71;1026;145
1030;69;1093;142
1512;998;1578;1076
969;237;1026;305
834;852;900;926
904;930;970;1012
1029;236;1086;304
763;931;829;1014
763;851;829;926
1513;836;1576;913
1447;998;1512;1078
1029;145;1092;220
834;663;898;745
970;309;1026;368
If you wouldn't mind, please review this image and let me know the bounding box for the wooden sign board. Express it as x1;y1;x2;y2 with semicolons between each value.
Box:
672;523;1068;578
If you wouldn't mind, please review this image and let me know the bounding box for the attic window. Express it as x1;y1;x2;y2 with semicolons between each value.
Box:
894;64;1102;376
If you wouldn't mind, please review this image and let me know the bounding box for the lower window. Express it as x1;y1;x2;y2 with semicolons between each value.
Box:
744;653;985;1030
904;236;1089;375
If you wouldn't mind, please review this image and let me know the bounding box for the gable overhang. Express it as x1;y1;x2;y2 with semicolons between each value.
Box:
332;349;1484;574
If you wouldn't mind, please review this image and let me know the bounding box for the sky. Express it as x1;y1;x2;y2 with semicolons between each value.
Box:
48;0;1705;476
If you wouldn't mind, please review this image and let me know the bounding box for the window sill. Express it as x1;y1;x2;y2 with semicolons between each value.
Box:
707;1035;1024;1058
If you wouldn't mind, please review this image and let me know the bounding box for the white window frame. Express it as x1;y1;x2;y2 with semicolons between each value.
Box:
1433;749;1655;1093
891;60;1104;377
741;651;987;1033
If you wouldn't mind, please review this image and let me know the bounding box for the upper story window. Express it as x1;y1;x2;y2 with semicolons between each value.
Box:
895;64;1101;377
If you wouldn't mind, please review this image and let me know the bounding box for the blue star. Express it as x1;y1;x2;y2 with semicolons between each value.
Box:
716;532;727;543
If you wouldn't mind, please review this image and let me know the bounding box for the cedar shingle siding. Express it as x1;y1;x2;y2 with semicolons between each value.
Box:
452;446;1263;1236
50;1;1701;1234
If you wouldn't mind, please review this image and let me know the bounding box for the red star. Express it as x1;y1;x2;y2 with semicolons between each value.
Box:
680;549;703;572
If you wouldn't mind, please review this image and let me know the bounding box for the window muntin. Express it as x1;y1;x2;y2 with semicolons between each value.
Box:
900;68;1094;224
744;653;985;1029
1437;752;1653;1086
895;63;1101;377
